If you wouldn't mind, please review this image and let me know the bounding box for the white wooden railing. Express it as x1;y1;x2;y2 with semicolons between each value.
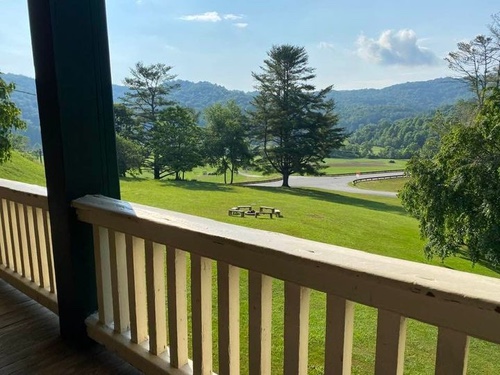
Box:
0;179;57;314
73;194;500;375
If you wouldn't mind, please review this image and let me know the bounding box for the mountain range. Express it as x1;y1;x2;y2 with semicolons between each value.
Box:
4;73;472;147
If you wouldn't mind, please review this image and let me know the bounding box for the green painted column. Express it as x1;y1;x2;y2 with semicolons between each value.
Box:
27;0;120;344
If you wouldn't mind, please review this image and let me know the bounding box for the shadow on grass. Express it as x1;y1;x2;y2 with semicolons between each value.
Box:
157;179;234;192
244;186;408;216
455;251;500;276
120;176;148;182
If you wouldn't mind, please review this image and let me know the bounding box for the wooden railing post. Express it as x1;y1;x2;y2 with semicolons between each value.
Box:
27;0;120;343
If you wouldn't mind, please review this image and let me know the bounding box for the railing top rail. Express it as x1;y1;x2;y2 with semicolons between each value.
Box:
0;178;48;209
73;194;500;344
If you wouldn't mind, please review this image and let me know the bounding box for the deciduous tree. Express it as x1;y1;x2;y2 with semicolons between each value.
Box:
204;101;252;184
400;88;500;265
0;73;26;163
250;45;345;187
151;106;203;180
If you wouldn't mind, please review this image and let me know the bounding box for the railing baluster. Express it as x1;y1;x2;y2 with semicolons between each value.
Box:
218;262;240;375
43;210;56;293
435;327;469;375
126;235;148;344
248;271;272;375
23;205;36;282
0;198;7;266
28;204;40;284
93;225;113;325
16;203;28;278
109;230;130;333
191;254;212;375
4;199;13;270
33;207;49;288
324;295;354;375
167;247;188;368
375;309;407;375
284;282;311;375
8;200;20;273
145;240;167;355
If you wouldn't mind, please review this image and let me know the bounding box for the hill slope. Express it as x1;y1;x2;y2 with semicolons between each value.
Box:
5;73;472;145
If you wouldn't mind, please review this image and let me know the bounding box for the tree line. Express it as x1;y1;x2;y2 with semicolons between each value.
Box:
115;45;345;187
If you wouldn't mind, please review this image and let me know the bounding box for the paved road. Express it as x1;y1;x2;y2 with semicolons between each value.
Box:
247;172;403;197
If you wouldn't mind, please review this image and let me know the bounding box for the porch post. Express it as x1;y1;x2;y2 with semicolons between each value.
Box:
27;0;120;344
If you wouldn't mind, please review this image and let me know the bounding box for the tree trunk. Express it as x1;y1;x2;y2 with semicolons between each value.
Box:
230;166;234;184
153;154;160;179
282;171;290;187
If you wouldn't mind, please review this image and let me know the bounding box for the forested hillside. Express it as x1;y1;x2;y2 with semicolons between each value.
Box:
5;73;472;147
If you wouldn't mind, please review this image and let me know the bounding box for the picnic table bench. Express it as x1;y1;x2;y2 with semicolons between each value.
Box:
228;205;282;218
256;206;282;218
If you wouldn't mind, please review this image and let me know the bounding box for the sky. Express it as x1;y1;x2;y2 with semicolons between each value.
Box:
1;0;499;91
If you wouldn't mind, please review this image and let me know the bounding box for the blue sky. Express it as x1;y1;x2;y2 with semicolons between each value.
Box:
1;0;499;91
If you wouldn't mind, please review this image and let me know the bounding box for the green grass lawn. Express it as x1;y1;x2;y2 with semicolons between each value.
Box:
355;176;409;193
0;151;47;186
1;152;498;373
322;158;406;174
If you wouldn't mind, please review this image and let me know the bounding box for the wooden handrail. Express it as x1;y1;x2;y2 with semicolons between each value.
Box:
0;179;57;314
73;194;500;374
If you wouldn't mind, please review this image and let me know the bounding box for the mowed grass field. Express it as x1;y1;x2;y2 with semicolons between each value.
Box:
1;152;499;373
355;176;409;193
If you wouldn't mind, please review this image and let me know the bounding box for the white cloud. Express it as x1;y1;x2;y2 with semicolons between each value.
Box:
318;41;335;50
356;29;438;66
224;14;243;20
234;23;248;29
179;11;222;22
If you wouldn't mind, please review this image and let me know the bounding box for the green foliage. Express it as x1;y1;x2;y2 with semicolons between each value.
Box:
151;106;204;180
250;45;345;186
401;88;500;265
115;134;144;177
0;73;26;163
121;62;179;179
204;101;252;184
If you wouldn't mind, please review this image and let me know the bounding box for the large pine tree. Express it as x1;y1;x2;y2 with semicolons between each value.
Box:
250;45;345;187
122;62;178;179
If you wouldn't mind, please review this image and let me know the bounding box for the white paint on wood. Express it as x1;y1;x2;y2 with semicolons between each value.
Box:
73;195;500;344
23;205;36;282
217;262;240;375
33;207;49;288
191;254;212;375
109;230;130;333
167;247;189;368
284;282;311;375
8;200;20;273
145;240;167;355
324;295;354;375
247;272;273;375
86;313;194;375
93;225;113;325
126;235;148;344
15;203;28;278
42;209;55;293
0;179;48;209
0;199;8;266
435;327;470;375
28;204;41;285
375;309;407;375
